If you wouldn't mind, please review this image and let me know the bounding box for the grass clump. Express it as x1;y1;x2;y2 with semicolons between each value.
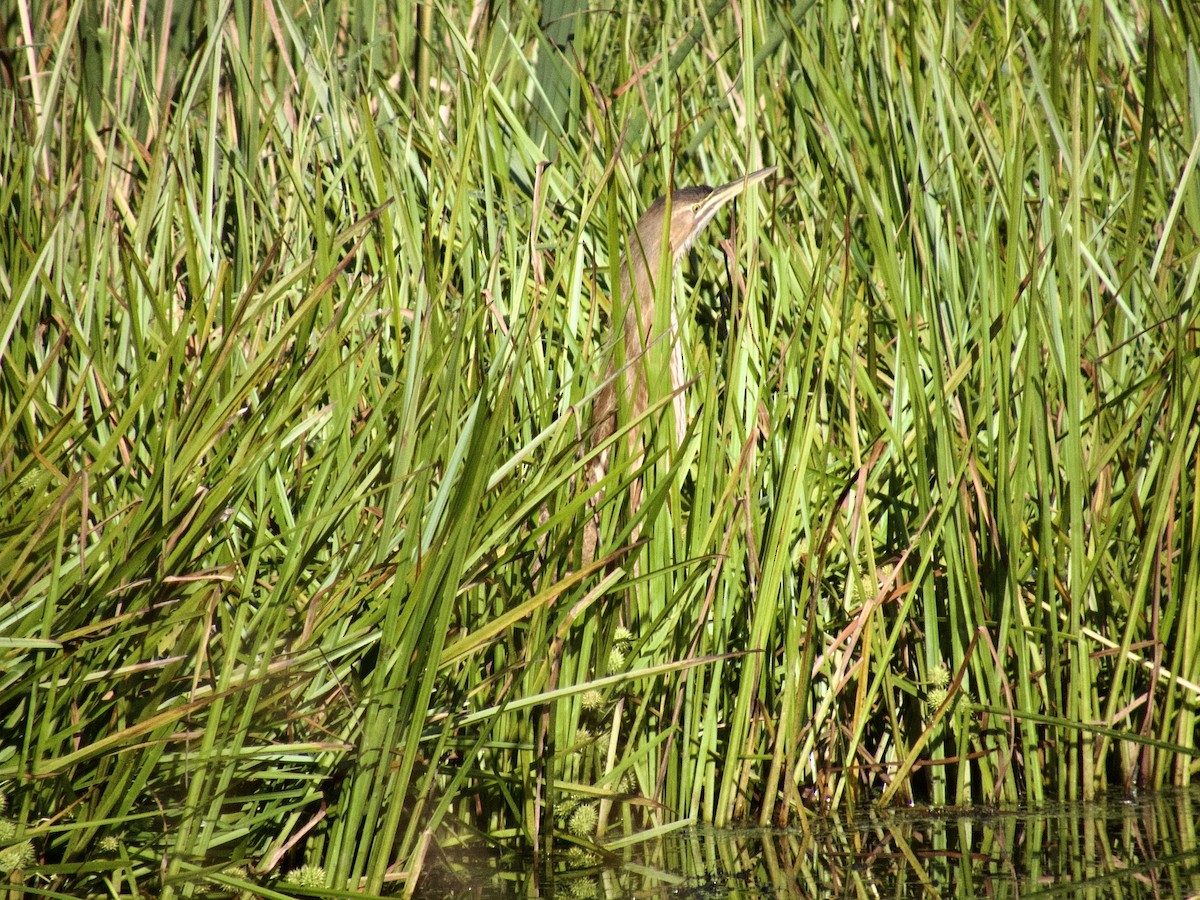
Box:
2;0;1199;895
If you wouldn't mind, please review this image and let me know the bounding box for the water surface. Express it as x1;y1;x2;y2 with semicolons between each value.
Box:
420;789;1200;898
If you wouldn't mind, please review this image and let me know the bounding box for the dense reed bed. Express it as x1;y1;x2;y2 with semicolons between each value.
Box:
2;0;1198;894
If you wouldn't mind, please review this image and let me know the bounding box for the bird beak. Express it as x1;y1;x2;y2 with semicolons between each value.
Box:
703;166;776;216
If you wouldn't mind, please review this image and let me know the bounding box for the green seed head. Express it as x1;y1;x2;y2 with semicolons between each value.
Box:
926;686;949;711
283;864;326;888
568;803;598;837
0;840;33;874
928;662;951;688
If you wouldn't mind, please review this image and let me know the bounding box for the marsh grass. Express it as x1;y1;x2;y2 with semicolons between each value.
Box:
2;0;1199;895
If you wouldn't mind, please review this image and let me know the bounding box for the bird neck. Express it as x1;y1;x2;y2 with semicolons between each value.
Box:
619;222;670;354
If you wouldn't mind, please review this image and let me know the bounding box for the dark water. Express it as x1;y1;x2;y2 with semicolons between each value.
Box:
419;789;1200;898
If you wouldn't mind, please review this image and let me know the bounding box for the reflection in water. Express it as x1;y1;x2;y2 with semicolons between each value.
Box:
418;789;1200;898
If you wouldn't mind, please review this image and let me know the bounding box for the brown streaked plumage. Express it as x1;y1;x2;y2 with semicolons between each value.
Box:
582;166;774;563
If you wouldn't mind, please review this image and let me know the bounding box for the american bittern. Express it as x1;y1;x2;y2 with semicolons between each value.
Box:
582;166;775;562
